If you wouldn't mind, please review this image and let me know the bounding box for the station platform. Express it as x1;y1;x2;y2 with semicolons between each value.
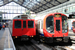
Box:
0;28;16;50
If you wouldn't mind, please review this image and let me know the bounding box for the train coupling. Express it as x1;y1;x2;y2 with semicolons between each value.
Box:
21;35;29;41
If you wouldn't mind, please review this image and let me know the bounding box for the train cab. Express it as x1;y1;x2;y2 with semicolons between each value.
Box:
9;15;36;40
35;13;70;43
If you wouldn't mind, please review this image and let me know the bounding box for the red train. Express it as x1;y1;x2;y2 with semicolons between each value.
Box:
9;15;36;40
36;13;70;43
72;21;75;33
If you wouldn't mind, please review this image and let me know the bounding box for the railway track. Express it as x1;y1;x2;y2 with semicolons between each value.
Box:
13;38;74;50
69;36;75;44
43;44;74;50
13;39;41;50
43;43;58;50
43;42;74;50
16;44;41;50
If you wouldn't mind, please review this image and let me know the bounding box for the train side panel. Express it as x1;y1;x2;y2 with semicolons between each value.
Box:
36;20;44;36
8;21;13;35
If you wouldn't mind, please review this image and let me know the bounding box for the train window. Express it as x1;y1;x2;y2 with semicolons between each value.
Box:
15;21;21;28
62;16;68;33
23;21;26;28
46;16;54;33
56;20;60;31
28;21;34;28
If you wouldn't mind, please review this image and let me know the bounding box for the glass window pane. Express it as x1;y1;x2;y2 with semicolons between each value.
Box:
62;16;68;33
15;21;21;28
56;20;60;31
0;1;3;5
28;21;34;28
23;21;26;28
14;0;18;2
46;16;54;33
14;10;17;13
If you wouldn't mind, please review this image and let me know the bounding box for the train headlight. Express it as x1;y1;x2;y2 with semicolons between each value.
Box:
62;30;67;33
65;30;67;32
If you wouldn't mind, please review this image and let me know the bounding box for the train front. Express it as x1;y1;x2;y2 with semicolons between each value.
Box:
43;13;70;43
12;15;36;41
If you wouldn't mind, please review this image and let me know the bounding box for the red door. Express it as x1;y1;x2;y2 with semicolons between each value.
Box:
27;20;36;36
54;18;62;37
13;19;22;36
22;20;27;35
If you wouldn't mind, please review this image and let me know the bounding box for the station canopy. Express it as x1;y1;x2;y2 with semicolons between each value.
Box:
0;0;69;13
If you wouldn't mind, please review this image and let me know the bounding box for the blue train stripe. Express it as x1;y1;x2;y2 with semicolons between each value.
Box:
39;33;44;36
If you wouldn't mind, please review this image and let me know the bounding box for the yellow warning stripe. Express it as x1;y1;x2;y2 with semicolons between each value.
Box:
8;30;10;48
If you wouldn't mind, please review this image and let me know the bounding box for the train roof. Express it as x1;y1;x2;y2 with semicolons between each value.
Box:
35;13;67;20
13;14;31;20
45;13;67;17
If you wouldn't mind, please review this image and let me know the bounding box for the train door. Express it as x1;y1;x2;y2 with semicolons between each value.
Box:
22;20;27;35
27;20;36;36
13;19;22;36
54;17;62;36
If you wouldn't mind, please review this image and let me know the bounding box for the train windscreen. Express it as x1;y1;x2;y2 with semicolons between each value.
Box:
15;21;21;28
56;20;60;31
28;21;34;28
23;21;26;28
46;16;54;33
62;16;68;33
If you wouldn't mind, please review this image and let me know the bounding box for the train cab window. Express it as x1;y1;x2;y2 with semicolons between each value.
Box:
46;16;54;33
15;21;21;28
28;21;34;28
56;20;60;31
23;21;26;28
62;16;68;33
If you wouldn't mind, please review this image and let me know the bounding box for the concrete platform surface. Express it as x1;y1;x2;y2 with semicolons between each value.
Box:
0;28;16;50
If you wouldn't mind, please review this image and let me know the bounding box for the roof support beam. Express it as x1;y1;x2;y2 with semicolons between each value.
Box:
0;0;70;13
13;1;34;12
55;0;61;4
